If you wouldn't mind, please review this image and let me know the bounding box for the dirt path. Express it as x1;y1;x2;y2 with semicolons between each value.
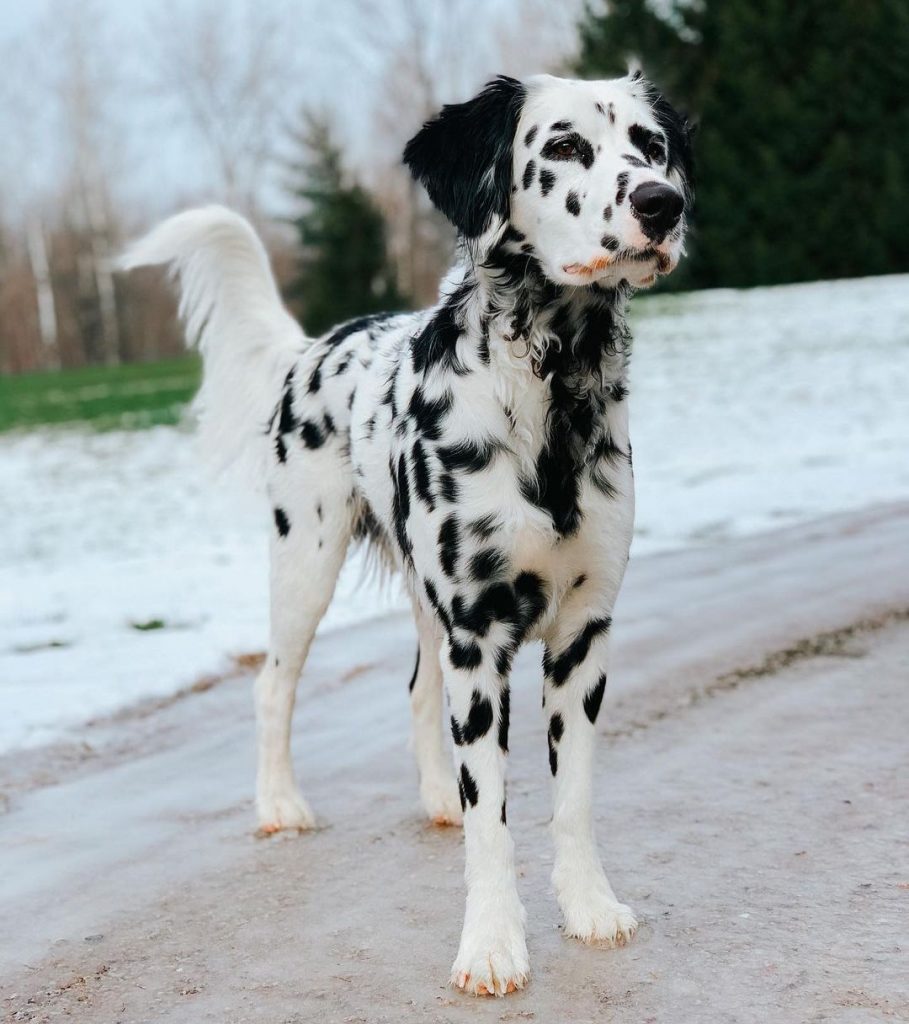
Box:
2;505;909;1023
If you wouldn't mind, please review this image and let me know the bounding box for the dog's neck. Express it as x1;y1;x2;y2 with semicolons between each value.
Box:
463;225;632;398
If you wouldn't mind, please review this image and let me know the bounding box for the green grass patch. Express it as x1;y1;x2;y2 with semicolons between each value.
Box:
0;356;202;433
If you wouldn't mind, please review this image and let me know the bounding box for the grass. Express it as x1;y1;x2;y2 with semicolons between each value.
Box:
0;356;202;433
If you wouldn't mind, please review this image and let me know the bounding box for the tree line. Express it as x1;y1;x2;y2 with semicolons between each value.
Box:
2;0;905;373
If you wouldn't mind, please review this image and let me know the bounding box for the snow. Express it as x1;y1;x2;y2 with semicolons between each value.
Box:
2;273;908;753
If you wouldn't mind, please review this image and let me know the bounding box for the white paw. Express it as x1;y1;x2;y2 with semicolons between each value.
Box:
256;786;317;835
420;773;463;827
558;875;638;946
451;896;529;996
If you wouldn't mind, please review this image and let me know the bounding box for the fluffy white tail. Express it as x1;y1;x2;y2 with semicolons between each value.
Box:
119;206;304;483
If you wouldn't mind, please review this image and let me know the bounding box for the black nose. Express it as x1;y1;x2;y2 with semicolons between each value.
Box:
629;182;684;239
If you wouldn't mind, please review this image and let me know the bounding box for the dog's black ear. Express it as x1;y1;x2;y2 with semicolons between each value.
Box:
403;76;526;238
647;88;695;200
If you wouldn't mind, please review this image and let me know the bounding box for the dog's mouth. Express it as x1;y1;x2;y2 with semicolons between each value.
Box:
563;246;673;281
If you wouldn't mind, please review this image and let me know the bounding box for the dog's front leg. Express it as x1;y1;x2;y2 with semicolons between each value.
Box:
543;611;638;946
446;655;527;996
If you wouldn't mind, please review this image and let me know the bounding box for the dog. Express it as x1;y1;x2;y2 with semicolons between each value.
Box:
121;70;693;996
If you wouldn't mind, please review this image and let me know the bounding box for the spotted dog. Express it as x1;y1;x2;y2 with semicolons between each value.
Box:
121;70;693;997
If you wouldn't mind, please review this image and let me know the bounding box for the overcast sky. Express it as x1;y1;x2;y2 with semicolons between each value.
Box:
0;0;584;225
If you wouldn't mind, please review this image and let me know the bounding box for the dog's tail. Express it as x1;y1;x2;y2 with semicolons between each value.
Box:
119;205;304;483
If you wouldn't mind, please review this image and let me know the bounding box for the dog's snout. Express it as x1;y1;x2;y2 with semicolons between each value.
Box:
629;182;684;238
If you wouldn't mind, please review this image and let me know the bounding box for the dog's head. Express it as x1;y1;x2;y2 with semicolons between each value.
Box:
404;72;693;290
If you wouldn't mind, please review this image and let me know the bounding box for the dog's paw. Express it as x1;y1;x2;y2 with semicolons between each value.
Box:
558;877;638;946
256;787;316;836
450;900;529;996
420;774;463;827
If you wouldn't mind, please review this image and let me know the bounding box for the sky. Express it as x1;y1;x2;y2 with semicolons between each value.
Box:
0;0;583;226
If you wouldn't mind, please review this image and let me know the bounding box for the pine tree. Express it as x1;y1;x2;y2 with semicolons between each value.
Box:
576;0;909;289
287;115;407;336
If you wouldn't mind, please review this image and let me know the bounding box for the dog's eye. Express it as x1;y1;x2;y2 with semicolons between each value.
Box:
646;141;665;163
552;139;577;158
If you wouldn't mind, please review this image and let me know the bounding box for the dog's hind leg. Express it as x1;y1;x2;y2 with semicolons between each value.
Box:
254;466;353;835
409;600;462;827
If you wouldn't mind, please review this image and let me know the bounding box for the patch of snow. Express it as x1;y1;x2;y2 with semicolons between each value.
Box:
1;273;908;752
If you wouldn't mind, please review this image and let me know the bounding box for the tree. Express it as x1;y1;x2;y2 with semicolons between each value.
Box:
575;0;909;289
287;115;408;337
144;0;298;214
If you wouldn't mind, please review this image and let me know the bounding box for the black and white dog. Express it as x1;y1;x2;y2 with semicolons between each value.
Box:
123;70;693;996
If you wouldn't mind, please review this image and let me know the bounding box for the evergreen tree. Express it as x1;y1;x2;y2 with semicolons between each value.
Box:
576;0;909;289
287;114;407;335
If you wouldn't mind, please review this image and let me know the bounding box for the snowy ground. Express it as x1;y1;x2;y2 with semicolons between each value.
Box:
1;273;908;752
2;507;908;1021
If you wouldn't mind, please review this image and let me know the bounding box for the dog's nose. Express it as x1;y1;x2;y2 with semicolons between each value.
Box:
629;182;684;238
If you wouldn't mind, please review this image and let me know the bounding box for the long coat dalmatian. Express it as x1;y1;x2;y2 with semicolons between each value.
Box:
122;70;693;997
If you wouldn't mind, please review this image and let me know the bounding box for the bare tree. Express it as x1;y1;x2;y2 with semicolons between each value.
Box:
330;0;585;304
144;0;300;215
49;1;124;365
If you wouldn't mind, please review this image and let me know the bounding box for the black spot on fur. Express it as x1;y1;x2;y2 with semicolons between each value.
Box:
595;101;605;116
623;152;649;168
411;282;472;376
301;419;326;449
439;472;459;503
470;548;507;581
459;689;494;743
601;233;620;251
524;124;538;146
603;204;612;221
502;224;526;244
437;438;497;474
544;617;612;687
450;638;482;670
458;763;479;808
539;168;556;196
438;515;460;577
522;159;536;190
278;369;298;432
391;455;412;560
469;514;498;540
607;102;616;124
573;573;587;589
325;312;398;348
408;387;452;440
412;440;434;510
565;191;581;216
273;507;290;537
424;578;452;636
307;364;322;394
500;799;507;824
550;120;572;131
452;582;517;638
408;647;420;693
584;673;607;724
616;172;630;205
498;685;510;752
493;571;548;677
547;712;564;776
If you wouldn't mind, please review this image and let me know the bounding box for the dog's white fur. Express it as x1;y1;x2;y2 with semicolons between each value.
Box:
121;71;691;996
